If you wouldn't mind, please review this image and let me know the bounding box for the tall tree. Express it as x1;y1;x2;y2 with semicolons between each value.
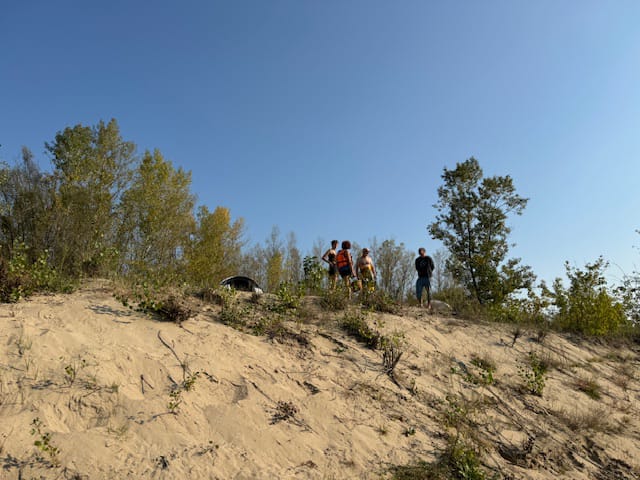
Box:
283;231;302;284
371;238;414;301
118;149;195;276
185;206;245;287
0;148;54;261
428;158;534;304
264;226;284;292
45;119;135;275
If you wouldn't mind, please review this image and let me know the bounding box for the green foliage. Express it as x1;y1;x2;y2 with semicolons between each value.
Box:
360;288;400;314
271;281;304;313
519;351;547;396
487;288;549;327
429;157;534;305
469;354;496;386
218;287;249;327
168;371;200;414
340;309;381;348
0;243;70;302
389;436;490;480
46;119;135;276
63;356;87;386
432;285;483;318
31;418;60;465
115;277;193;323
616;231;640;326
547;257;629;336
320;287;349;311
302;255;324;293
118;149;195;277
185;206;245;289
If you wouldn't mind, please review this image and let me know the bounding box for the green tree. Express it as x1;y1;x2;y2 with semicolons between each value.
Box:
185;206;245;288
264;227;284;292
118;149;195;277
0;148;54;262
428;158;534;305
547;257;629;336
45;119;135;275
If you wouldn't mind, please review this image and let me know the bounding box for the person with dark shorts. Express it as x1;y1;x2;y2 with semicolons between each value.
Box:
322;240;339;289
415;247;435;308
336;240;355;297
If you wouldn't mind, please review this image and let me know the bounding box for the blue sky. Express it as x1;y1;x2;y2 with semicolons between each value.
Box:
2;1;639;286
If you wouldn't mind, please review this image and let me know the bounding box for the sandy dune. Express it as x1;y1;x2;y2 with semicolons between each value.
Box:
1;281;639;479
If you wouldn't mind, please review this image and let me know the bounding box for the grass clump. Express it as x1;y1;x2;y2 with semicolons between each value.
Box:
573;376;602;400
381;332;405;380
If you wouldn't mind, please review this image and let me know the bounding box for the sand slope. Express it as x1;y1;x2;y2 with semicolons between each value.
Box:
1;281;639;479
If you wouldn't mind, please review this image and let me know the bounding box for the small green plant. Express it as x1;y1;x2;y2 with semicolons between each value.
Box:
167;371;200;414
183;371;200;392
320;287;349;311
442;395;472;430
518;351;547;396
469;354;496;386
341;309;380;349
62;356;87;386
31;417;60;465
167;388;182;414
303;255;325;293
271;281;304;313
360;289;399;314
389;435;490;480
218;287;248;327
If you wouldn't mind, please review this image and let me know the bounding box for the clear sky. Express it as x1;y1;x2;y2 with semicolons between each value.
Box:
2;1;639;286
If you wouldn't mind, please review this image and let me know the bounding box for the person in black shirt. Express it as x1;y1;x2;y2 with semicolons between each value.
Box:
322;240;339;289
415;247;435;309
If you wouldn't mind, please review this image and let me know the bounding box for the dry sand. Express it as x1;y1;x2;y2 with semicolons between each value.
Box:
0;281;639;479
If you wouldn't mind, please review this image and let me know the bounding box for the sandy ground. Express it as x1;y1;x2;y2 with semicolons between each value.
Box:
0;281;639;479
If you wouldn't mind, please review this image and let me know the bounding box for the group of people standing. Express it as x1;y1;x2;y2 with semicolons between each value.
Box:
321;240;435;308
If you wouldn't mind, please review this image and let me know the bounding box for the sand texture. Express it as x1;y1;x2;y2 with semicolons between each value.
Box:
1;281;639;479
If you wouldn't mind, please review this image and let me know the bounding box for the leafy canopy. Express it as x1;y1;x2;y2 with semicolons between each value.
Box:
428;157;534;305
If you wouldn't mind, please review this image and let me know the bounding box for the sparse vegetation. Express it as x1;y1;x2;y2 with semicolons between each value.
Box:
519;351;548;396
573;376;602;400
381;332;405;381
469;354;496;386
340;309;381;349
62;356;87;387
168;371;200;415
271;281;304;313
31;417;60;465
320;287;349;311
